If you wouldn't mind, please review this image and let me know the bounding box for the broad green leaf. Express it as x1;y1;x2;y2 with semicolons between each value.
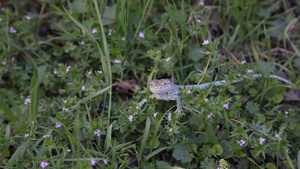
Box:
206;124;218;144
71;0;88;13
189;48;204;61
220;140;233;158
172;144;193;163
213;144;223;155
257;8;270;17
272;94;283;103
255;114;266;123
246;101;260;114
266;163;277;169
249;88;257;96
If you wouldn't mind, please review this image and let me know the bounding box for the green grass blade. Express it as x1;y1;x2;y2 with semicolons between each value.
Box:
25;55;40;137
4;141;30;168
138;117;151;164
283;147;295;169
150;112;167;153
92;0;113;151
297;150;300;168
283;17;298;49
0;89;22;122
145;146;169;161
93;0;111;79
62;6;96;41
105;120;114;152
73;84;113;108
227;24;240;49
0;95;17;123
131;0;152;42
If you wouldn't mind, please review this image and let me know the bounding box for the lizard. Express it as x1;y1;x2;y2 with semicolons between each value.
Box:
136;74;295;114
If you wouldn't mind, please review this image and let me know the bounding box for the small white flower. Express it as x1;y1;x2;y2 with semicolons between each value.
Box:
97;70;102;73
24;15;31;20
275;133;281;141
0;18;2;21
223;103;229;109
94;129;100;136
10;27;17;33
207;112;213;119
198;1;204;6
67;148;71;152
63;100;67;103
169;128;173;131
241;60;246;64
128;115;134;121
53;69;57;74
63;107;69;112
122;37;125;41
43;134;50;138
55;123;62;128
247;69;253;73
91;159;96;165
82;85;86;91
92;28;97;34
139;32;145;38
80;41;85;44
168;113;172;121
66;66;71;72
202;40;209;45
196;19;202;23
2;61;6;65
153;112;158;117
24;133;29;137
40;161;49;168
259;137;265;145
237;139;246;146
164;57;171;62
24;98;31;105
204;98;208;102
113;59;121;63
103;159;108;164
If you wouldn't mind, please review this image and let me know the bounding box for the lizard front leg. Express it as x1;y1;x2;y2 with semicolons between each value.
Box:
136;95;154;110
172;94;182;114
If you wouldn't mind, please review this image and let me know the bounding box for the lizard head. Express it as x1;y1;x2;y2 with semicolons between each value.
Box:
150;79;173;93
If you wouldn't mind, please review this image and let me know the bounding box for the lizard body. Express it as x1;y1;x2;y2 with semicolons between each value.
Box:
137;74;295;114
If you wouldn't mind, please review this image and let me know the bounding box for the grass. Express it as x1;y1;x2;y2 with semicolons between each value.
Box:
0;0;300;168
